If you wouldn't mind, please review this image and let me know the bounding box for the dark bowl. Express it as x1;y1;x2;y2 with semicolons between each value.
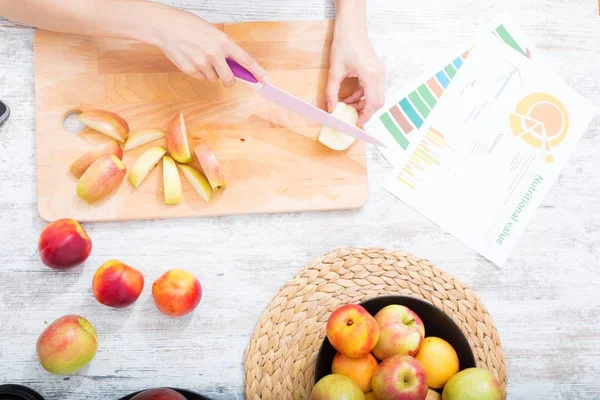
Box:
0;385;45;400
314;296;476;385
118;388;212;400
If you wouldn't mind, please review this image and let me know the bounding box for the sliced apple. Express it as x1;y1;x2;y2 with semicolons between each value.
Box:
162;155;182;205
317;102;359;151
128;146;168;188
194;140;227;191
123;129;166;151
69;140;123;179
166;112;192;163
78;110;130;143
77;154;126;203
178;164;212;203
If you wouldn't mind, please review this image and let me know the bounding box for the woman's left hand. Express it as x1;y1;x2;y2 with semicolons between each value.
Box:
326;22;386;126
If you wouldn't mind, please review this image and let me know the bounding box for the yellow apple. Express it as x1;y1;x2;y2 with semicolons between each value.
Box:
128;146;168;188
162;155;182;205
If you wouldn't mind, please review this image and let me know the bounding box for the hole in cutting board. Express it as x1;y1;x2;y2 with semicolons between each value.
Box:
63;110;85;134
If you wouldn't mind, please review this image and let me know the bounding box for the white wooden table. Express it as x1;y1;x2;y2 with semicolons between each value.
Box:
0;1;599;399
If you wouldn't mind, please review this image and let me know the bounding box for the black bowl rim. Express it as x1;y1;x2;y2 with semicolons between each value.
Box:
0;384;45;400
117;388;212;400
314;295;476;384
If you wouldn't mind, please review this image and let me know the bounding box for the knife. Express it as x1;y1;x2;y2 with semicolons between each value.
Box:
226;58;386;147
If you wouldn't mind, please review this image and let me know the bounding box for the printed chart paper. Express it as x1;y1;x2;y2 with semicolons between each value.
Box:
381;35;597;265
366;18;544;167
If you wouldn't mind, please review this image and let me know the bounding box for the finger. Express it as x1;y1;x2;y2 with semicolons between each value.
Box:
357;72;381;126
214;57;235;88
342;87;365;105
326;64;345;113
227;42;269;84
199;64;219;83
189;71;207;81
347;99;366;112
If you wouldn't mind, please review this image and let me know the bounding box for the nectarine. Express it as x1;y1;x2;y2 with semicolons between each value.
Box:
152;269;201;317
92;260;144;308
38;218;92;269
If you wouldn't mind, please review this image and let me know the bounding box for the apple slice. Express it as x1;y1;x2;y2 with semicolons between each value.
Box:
194;140;226;191
317;102;359;151
78;110;130;143
124;129;165;151
162;155;182;205
166;112;192;164
128;146;168;188
178;164;212;203
70;140;123;179
77;154;126;203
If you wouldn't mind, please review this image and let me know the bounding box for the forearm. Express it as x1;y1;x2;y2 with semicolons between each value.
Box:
0;0;168;44
334;0;367;32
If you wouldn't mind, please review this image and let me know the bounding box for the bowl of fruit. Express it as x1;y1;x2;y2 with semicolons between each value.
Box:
313;296;502;400
118;388;212;400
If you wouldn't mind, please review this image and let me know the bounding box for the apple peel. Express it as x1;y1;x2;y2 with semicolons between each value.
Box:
194;140;227;191
78;110;130;143
178;164;212;203
166;112;192;163
76;154;126;203
69;140;123;179
317;102;358;151
124;129;165;151
128;146;168;188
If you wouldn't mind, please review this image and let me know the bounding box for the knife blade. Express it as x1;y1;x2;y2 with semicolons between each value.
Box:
226;59;386;147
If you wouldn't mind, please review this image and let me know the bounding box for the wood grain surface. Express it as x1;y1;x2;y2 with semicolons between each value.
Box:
34;21;366;222
0;1;599;400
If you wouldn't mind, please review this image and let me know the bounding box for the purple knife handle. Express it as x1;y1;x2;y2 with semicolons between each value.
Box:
226;58;258;84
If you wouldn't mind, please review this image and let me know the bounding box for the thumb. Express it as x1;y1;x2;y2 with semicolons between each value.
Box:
326;64;344;113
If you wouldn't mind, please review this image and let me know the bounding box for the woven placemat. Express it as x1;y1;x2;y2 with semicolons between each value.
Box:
244;248;507;399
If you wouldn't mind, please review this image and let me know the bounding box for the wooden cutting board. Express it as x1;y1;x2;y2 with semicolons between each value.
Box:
34;20;368;222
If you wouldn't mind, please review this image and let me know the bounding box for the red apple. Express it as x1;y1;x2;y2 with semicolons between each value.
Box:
372;354;428;400
38;218;92;269
130;388;187;400
36;315;98;375
78;109;129;142
372;305;425;360
92;260;144;308
166;112;192;163
152;269;202;317
194;140;226;191
76;154;126;203
326;304;379;358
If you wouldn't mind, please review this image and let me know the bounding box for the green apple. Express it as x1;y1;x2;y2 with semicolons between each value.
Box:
310;374;365;400
442;368;502;400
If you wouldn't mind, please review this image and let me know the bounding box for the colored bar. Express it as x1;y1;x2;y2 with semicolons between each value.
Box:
429;127;445;139
403;168;415;177
417;84;437;108
409;160;425;172
427;134;446;149
461;49;470;60
424;136;442;149
399;98;423;128
417;148;440;165
435;71;451;88
427;77;444;98
390;105;414;133
380;113;409;150
444;63;457;78
398;176;416;189
408;91;430;118
414;151;432;165
452;56;463;69
495;25;527;56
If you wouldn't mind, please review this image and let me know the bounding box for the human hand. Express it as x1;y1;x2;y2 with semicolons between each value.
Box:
326;20;386;126
152;8;268;87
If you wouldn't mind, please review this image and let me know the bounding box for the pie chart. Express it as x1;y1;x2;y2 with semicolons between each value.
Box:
509;92;569;163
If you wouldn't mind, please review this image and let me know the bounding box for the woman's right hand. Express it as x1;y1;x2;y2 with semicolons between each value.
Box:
151;8;268;87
